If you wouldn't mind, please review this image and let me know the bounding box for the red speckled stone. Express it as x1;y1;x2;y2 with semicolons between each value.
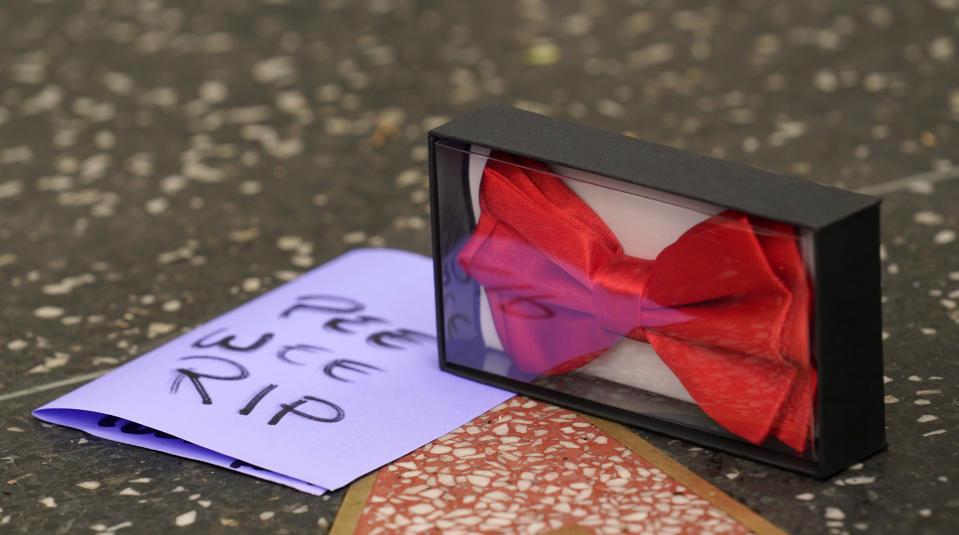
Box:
354;396;750;534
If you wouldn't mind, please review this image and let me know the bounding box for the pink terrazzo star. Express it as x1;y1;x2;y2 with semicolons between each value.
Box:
354;396;751;534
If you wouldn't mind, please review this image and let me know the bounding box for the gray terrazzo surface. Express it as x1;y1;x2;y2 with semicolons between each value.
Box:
1;0;956;533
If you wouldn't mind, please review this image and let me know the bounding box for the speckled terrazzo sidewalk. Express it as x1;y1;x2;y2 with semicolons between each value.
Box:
0;1;956;534
355;397;753;535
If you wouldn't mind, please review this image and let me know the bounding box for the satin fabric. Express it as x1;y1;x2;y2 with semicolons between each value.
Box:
457;152;815;451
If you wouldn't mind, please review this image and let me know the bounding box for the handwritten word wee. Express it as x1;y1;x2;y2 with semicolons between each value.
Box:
169;294;434;428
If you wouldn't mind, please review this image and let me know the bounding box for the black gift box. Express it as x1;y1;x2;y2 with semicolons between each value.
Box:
428;105;885;477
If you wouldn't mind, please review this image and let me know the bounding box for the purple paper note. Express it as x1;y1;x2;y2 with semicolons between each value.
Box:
34;248;513;494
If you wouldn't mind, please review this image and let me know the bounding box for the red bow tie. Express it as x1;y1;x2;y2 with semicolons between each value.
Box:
457;152;815;451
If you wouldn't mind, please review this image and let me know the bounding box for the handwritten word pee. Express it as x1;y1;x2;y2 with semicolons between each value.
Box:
168;294;434;427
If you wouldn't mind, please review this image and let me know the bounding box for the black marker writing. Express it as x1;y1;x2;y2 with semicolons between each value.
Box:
322;359;383;382
97;415;180;440
193;328;274;353
442;256;472;286
447;313;472;336
276;344;328;365
238;384;279;415
268;396;345;425
97;415;121;427
229;459;266;471
324;315;386;334
171;356;250;405
367;329;435;349
279;295;364;319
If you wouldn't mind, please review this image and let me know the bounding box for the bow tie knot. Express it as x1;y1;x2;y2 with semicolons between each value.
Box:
590;255;653;343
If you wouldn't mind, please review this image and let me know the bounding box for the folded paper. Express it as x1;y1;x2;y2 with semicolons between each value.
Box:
34;248;513;494
457;153;815;451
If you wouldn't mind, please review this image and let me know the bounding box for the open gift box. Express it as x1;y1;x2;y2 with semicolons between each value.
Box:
428;105;885;477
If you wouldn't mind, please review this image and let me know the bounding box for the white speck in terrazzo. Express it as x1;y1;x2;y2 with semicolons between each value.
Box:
7;339;28;351
0;180;24;199
342;231;367;244
908;375;923;382
241;278;261;292
928;37;955;61
174;510;196;527
915;399;931;405
61;316;82;326
275;90;307;114
252;56;295;84
102;72;133;95
274;270;299;281
395;169;423;188
159;175;188;195
95;131;115;149
34;306;65;319
239;180;262;195
467;474;491;487
118;487;141;496
742;137;760;153
197;500;211;508
918;508;933;517
148;322;176;338
43;274;95;296
291;254;313;268
145;198;169;215
825;507;845;520
276;235;303;250
923;429;946;437
863;72;887;92
28;352;70;374
39;496;57;508
259;511;275;521
199;81;229;104
916;389;942;395
128;478;151;484
796;493;815;500
37;175;75;192
162;300;181;312
228;228;259;242
933;229;956;244
844;476;876;485
918;415;939;423
77;481;101;490
913;211;945;225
